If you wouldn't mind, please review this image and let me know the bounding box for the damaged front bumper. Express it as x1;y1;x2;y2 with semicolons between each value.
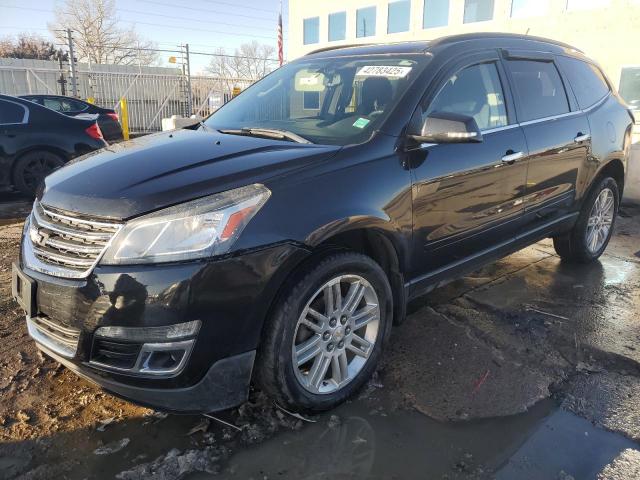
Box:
12;241;309;413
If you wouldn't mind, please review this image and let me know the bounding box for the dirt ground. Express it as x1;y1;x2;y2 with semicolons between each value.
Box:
1;203;640;479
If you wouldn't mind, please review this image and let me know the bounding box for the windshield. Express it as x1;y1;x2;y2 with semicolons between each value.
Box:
204;54;429;146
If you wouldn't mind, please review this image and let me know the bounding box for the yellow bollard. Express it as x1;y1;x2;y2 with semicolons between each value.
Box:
86;97;95;104
119;98;130;141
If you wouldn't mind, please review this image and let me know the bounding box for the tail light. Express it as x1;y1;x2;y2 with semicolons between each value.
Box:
85;123;104;140
106;112;119;122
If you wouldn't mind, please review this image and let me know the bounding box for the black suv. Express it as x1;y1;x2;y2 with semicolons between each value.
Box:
12;34;633;413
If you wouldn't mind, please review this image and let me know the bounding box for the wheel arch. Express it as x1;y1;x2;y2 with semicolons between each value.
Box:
592;158;625;201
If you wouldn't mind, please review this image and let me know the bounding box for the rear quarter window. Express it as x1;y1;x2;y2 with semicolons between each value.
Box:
0;100;27;124
558;56;610;109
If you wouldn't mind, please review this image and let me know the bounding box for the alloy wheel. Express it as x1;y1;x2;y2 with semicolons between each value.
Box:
586;187;615;254
292;274;380;395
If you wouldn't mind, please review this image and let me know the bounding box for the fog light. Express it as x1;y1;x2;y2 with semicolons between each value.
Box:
90;321;200;378
94;320;200;342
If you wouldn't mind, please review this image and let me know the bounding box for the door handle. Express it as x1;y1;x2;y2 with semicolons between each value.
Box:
501;151;525;164
574;133;591;143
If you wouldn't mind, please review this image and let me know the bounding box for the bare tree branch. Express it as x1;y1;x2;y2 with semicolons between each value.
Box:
49;0;158;66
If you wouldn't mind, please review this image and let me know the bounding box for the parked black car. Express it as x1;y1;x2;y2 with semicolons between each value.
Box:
1;94;107;196
19;94;124;142
12;34;633;413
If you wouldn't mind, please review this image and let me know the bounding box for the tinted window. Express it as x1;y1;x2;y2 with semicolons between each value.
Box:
425;62;508;131
506;60;569;122
559;57;610;109
328;12;346;41
619;67;640;111
356;6;376;37
387;0;410;33
464;0;494;23
0;100;26;124
423;0;449;28
303;17;320;45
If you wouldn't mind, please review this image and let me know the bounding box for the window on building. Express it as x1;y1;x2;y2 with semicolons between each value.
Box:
0;100;27;124
328;11;346;41
511;0;550;18
424;63;508;131
463;0;494;23
619;67;640;112
387;0;411;33
558;56;610;109
356;6;376;38
566;0;611;11
506;60;570;122
423;0;450;28
303;17;320;45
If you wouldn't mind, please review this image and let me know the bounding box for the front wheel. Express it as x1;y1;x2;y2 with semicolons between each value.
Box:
553;176;619;263
255;252;393;411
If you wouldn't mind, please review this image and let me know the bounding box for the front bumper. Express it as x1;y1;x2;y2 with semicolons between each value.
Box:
14;242;308;412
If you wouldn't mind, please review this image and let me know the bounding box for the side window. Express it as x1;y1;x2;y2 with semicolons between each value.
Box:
424;62;508;131
558;56;610;109
43;98;65;112
506;60;570;122
0;100;27;124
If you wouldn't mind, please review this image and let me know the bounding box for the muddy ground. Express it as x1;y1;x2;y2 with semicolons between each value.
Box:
1;200;639;480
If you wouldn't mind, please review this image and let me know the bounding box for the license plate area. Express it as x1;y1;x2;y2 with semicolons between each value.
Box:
12;262;36;317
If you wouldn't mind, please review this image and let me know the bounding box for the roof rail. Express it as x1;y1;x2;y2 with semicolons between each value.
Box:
305;43;374;55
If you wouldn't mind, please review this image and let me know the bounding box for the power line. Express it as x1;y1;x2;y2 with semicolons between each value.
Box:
199;0;276;14
136;0;278;23
117;7;276;32
0;4;277;40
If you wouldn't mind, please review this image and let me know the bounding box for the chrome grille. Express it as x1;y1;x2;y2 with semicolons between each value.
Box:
27;315;81;358
24;202;122;279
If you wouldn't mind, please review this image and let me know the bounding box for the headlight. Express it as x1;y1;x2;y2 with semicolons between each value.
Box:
100;184;270;265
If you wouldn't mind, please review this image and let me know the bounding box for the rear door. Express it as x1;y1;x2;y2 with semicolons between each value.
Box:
0;98;30;187
409;51;529;282
502;52;591;230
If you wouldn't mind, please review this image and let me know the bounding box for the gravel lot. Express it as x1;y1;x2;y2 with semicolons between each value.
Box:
1;203;639;479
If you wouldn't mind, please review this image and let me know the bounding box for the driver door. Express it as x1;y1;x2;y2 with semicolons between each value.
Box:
409;52;529;287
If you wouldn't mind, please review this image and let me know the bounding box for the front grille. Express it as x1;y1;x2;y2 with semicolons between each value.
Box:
27;315;81;358
91;339;141;370
25;202;122;278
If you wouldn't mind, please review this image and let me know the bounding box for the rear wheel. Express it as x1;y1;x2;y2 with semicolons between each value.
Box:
553;176;619;263
13;150;65;196
255;251;393;411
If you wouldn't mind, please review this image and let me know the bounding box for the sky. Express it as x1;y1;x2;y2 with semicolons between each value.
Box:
0;0;288;73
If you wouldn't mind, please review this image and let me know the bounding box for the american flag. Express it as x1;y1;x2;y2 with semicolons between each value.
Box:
277;10;283;66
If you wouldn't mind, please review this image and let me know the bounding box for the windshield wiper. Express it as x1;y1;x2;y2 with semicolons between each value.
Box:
219;128;312;144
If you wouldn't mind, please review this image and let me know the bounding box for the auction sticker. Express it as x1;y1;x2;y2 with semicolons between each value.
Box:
356;65;412;78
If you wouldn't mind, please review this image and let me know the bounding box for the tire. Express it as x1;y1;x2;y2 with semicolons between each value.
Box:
13;150;65;196
553;176;619;263
255;251;393;411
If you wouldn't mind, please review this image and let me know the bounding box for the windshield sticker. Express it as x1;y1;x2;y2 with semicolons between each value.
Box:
356;65;412;78
353;117;371;129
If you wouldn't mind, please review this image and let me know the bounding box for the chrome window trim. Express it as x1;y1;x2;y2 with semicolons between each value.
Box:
0;98;29;125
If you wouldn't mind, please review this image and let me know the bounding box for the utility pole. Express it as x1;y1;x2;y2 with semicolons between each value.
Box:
66;29;78;97
184;43;193;117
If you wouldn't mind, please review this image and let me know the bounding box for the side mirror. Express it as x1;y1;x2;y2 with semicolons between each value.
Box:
408;111;483;144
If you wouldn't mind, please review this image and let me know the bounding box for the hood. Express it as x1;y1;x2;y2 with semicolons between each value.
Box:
39;128;340;219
